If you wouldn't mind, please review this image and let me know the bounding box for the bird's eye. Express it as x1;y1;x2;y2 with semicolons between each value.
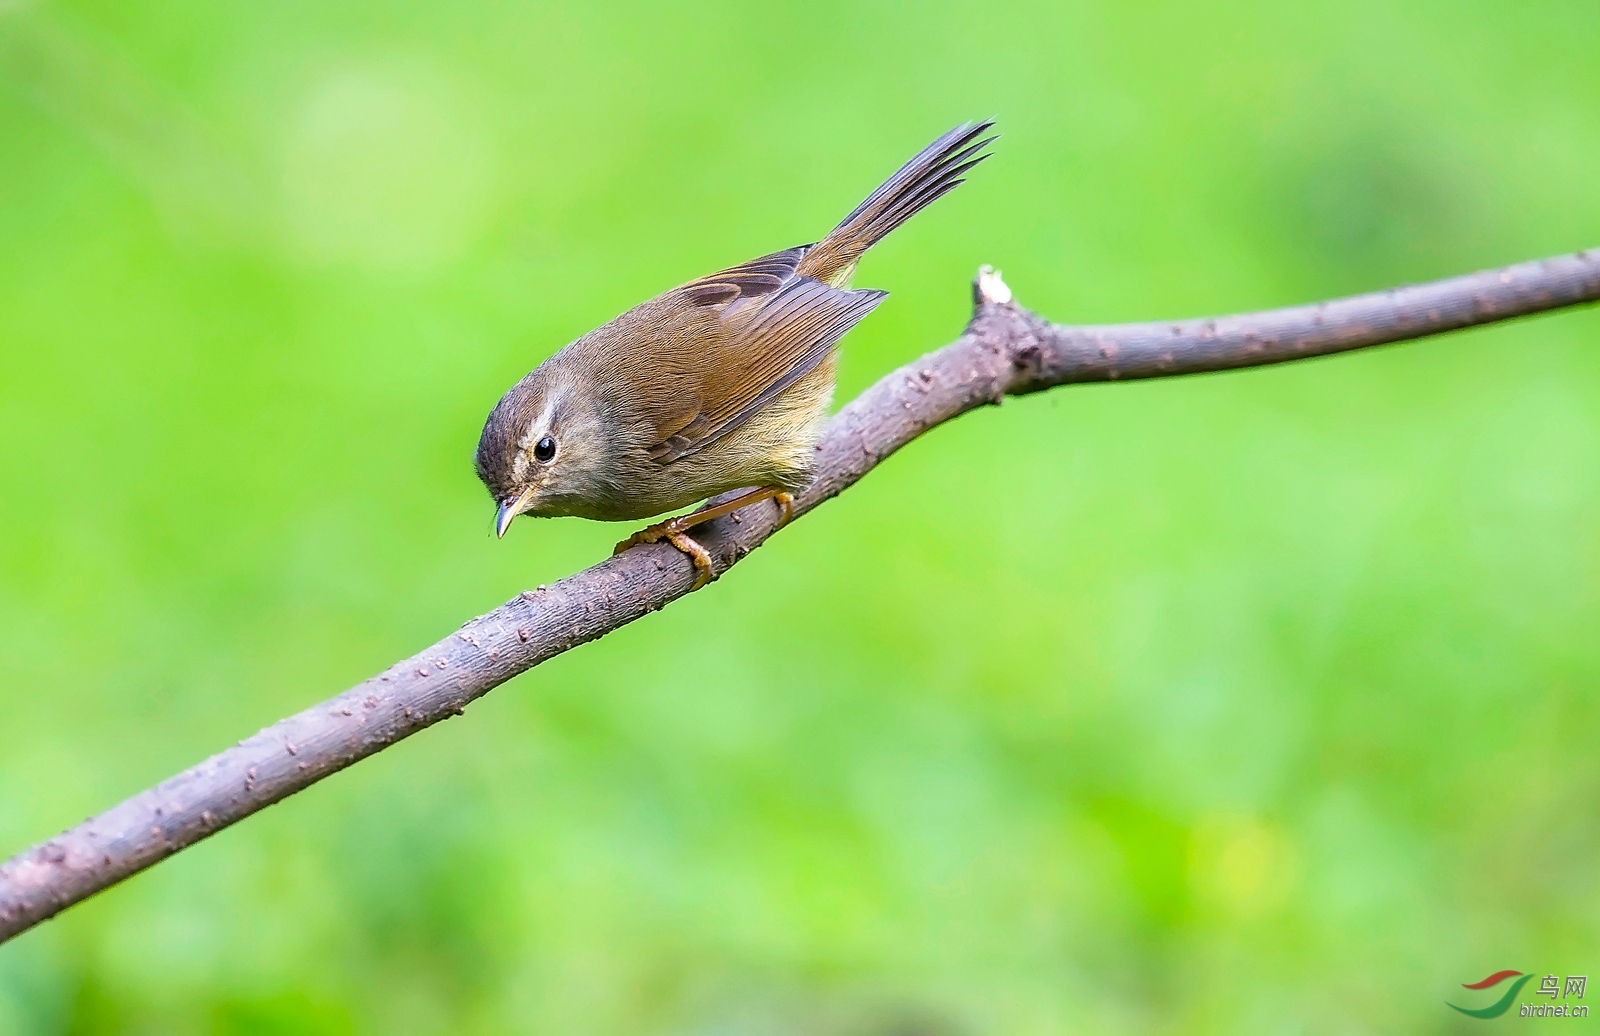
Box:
534;436;557;463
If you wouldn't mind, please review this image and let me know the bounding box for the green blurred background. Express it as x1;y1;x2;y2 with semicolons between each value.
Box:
2;1;1598;1032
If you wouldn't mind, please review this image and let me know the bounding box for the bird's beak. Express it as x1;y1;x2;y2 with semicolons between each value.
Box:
495;487;535;539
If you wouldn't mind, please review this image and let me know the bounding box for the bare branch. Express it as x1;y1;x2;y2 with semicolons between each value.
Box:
3;248;1597;944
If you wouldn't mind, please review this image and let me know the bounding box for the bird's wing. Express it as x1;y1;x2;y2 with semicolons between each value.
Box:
634;248;886;464
677;245;808;306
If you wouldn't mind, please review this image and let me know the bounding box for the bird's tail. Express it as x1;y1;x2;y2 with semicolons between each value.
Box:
797;119;997;287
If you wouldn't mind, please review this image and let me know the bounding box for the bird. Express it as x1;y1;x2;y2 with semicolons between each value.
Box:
475;119;996;587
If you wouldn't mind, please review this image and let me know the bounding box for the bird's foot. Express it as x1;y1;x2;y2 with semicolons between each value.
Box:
614;519;715;590
612;485;793;590
659;531;714;589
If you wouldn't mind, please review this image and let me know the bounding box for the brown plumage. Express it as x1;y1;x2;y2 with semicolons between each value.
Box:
476;120;996;571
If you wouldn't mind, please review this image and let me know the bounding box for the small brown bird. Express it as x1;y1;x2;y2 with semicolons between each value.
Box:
476;120;995;585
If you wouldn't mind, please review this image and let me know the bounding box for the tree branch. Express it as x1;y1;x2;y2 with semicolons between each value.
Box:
3;249;1597;944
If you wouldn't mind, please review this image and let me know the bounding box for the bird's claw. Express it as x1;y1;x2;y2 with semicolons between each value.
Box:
614;522;714;589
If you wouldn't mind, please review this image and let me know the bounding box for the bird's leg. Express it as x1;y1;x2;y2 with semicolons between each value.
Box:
675;485;788;531
613;486;791;589
614;486;787;550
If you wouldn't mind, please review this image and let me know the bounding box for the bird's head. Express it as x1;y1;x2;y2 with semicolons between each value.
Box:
474;361;613;535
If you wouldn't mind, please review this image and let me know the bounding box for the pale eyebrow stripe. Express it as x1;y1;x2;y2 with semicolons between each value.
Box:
518;390;562;451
